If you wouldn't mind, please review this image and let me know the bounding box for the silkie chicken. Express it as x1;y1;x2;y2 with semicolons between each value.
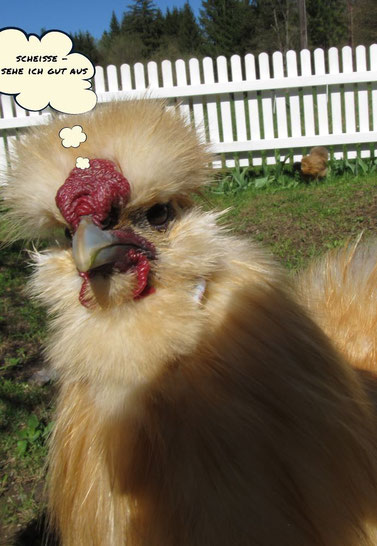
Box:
3;100;377;546
300;146;329;179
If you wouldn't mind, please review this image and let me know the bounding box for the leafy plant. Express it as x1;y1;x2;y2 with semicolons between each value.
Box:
16;415;53;457
212;166;252;195
212;155;377;196
329;156;377;177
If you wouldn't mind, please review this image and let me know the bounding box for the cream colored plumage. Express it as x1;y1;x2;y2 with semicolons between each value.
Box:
3;100;377;545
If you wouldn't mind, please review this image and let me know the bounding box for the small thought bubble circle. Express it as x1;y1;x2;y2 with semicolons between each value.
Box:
59;125;87;148
76;157;90;169
0;28;97;114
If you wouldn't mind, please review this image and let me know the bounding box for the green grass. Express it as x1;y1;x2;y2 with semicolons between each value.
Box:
203;171;377;270
1;170;377;544
0;243;52;546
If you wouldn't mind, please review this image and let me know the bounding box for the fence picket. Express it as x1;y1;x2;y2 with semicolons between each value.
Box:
230;55;248;166
134;63;146;91
107;65;119;92
259;53;275;164
120;64;132;91
301;50;315;139
147;61;159;88
216;55;233;142
161;60;175;113
0;96;13;169
259;53;274;141
94;65;106;94
189;58;206;146
14;102;26;119
202;57;221;167
328;48;343;159
175;59;191;126
314;48;329;137
230;56;247;139
371;45;377;136
342;46;357;158
0;136;7;173
1;95;13;119
286;51;302;162
245;53;262;165
355;46;370;157
217;56;234;167
272;52;288;140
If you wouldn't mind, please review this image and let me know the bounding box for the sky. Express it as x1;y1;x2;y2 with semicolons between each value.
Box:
0;0;202;40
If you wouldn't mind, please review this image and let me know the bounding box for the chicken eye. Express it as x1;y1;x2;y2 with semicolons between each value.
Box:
102;206;120;230
64;227;72;241
146;203;172;230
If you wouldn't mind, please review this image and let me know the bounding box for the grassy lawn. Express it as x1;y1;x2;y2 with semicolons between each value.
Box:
0;171;377;545
204;172;377;270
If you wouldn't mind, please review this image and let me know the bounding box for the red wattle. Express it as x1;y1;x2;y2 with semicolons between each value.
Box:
79;272;92;308
125;249;151;298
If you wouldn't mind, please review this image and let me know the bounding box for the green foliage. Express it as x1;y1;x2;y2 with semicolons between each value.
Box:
109;11;121;38
178;2;203;54
155;2;203;61
200;0;258;57
211;156;302;195
353;0;377;47
329;156;377;176
71;31;100;65
211;155;377;196
122;0;164;57
212;166;251;194
164;6;182;37
67;0;377;68
306;0;348;49
16;414;53;457
99;0;204;64
254;0;300;53
98;32;145;66
89;0;374;66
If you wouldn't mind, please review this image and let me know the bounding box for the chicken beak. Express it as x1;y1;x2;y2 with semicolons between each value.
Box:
72;216;119;273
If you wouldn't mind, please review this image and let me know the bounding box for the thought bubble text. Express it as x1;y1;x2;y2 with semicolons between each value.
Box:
0;28;97;114
59;125;87;148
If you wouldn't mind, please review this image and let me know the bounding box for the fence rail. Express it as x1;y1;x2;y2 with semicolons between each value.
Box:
1;44;377;169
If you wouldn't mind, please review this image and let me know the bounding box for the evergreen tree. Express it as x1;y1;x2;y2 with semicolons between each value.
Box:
109;11;121;38
72;31;100;65
352;0;377;46
200;0;258;57
200;0;239;57
123;0;163;56
164;7;181;38
306;0;347;49
178;2;202;54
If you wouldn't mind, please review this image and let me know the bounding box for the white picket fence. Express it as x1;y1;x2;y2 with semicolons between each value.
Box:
1;44;377;169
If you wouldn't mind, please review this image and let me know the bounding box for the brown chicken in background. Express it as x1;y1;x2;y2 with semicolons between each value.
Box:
301;146;329;179
3;100;377;546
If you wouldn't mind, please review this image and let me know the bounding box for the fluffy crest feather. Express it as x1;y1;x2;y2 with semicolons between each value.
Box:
1;99;212;242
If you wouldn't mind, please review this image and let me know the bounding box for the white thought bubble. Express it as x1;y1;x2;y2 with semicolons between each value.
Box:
0;28;97;114
76;157;90;169
59;125;87;148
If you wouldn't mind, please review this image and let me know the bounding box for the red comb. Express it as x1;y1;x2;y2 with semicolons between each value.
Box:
56;159;130;230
